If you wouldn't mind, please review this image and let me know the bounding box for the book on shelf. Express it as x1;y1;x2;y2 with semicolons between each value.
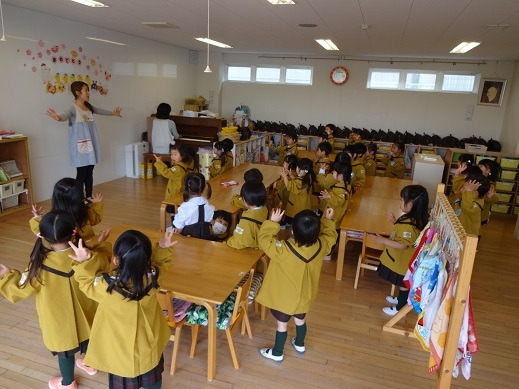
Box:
0;167;9;182
0;130;25;139
0;160;22;178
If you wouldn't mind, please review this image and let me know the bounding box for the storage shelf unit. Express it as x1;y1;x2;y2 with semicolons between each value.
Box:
0;137;33;216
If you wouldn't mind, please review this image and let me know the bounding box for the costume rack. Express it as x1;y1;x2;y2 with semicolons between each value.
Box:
382;184;479;388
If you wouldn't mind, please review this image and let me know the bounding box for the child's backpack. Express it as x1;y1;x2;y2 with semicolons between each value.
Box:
179;205;213;240
487;138;502;152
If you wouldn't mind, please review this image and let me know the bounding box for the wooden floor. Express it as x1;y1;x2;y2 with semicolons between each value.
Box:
0;176;518;389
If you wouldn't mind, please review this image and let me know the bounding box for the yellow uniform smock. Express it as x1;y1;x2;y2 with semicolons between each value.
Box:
351;159;366;189
0;243;111;353
227;207;268;249
285;177;312;218
481;183;497;223
454;191;484;236
154;160;191;200
448;174;467;206
364;155;377;176
319;184;350;229
255;218;337;315
231;194;247;210
29;202;103;241
347;135;361;145
316;172;335;190
327;135;335;150
73;244;173;378
275;144;298;166
379;217;420;276
274;171;295;209
313;157;331;194
384;155;405;179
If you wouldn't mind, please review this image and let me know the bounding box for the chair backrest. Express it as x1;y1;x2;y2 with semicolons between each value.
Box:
230;269;254;325
362;232;385;259
157;289;175;324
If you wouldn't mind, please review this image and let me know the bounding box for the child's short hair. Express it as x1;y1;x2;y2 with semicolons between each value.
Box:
292;210;320;247
213;140;226;153
318;130;328;140
244;168;263;183
285;131;298;142
183;173;211;201
156;103;172;120
465;167;491;198
317;141;332;156
325;124;336;133
170;144;194;163
51;177;88;228
354;142;367;156
335;151;352;165
213;209;232;227
352;128;362;135
478;159;501;182
284;154;298;171
332;162;352;184
366;142;378;154
345;144;363;159
393;142;405;153
222;138;234;152
240;181;267;207
458;154;474;166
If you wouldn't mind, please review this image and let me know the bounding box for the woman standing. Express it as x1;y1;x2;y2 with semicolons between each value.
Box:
47;81;121;199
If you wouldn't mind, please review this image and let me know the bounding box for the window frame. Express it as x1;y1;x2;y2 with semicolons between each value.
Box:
225;64;313;85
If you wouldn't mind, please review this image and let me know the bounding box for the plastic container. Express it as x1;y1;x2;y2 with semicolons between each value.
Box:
491;204;510;214
1;194;19;210
495;181;515;192
495;193;512;203
0;183;14;198
501;170;517;181
500;158;519;169
13;179;25;193
476;155;496;164
514;207;519;215
464;144;487;153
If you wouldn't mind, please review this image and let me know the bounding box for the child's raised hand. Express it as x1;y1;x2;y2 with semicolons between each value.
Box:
463;180;481;192
370;234;385;245
325;207;334;220
270;207;285;223
98;229;110;242
455;163;466;176
112;107;123;117
279;168;287;178
0;264;11;277
91;193;103;203
46;108;61;121
388;211;397;224
31;204;45;218
154;154;162;162
486;186;496;198
68;239;91;263
159;230;178;248
319;190;331;200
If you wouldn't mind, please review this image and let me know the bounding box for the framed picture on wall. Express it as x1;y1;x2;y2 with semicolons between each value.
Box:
478;79;507;106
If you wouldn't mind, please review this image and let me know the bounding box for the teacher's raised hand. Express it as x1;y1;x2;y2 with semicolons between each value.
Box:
112;107;122;117
46;108;62;121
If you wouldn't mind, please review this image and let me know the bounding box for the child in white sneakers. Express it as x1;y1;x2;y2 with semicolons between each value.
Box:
256;207;337;361
0;212;110;389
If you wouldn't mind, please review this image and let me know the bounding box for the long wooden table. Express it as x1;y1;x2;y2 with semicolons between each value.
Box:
159;163;281;231
107;225;263;381
335;176;416;280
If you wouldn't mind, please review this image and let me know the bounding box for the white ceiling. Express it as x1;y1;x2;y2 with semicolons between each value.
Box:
5;0;519;61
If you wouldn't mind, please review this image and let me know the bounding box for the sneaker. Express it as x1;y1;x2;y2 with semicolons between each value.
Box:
48;377;77;389
382;306;398;316
259;348;283;362
291;338;305;354
323;255;332;261
76;357;97;376
385;296;398;305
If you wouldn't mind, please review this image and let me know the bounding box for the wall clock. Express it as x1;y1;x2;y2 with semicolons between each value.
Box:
330;66;349;85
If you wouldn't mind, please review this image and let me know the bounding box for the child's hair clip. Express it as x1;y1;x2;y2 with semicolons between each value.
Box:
72;229;77;236
36;233;42;238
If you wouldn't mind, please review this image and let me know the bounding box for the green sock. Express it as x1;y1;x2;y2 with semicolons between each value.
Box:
146;380;162;389
272;330;287;356
396;289;409;310
295;323;307;347
58;355;75;386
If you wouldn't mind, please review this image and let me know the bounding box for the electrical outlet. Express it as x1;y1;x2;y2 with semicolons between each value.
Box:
465;105;474;121
209;90;214;104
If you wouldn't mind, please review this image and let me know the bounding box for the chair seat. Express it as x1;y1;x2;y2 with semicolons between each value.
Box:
186;293;236;330
236;272;264;304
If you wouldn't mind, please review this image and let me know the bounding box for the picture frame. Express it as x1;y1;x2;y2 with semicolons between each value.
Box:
478;79;507;106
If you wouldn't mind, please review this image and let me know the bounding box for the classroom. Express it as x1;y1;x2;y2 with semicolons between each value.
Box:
0;1;519;388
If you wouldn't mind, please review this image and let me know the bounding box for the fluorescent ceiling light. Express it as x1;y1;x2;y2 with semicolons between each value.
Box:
141;22;178;29
268;0;295;4
315;39;339;51
195;37;233;48
70;0;108;7
450;42;480;54
86;37;126;46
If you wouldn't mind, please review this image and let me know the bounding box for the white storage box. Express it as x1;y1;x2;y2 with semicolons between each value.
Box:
125;142;149;178
1;194;19;210
464;143;487;153
0;182;14;198
13;179;25;193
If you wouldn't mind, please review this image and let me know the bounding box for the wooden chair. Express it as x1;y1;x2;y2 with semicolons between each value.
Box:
253;254;269;320
190;269;254;369
156;289;187;375
354;233;395;296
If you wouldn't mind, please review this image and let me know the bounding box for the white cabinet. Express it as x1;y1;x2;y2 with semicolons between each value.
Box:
412;153;445;203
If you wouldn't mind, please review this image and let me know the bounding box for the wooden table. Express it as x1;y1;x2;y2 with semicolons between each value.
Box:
108;225;263;381
159;163;281;231
335;177;416;280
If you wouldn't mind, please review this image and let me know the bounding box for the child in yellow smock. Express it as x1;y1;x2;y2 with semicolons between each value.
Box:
312;141;333;197
448;154;474;205
0;212;110;389
478;159;501;226
231;168;264;210
383;141;406;179
346;143;367;191
348;128;362;145
70;229;178;389
274;154;297;211
256;207;337;362
275;132;298;166
154;144;195;200
364;142;378;176
324;124;335;150
281;157;315;225
209;140;234;178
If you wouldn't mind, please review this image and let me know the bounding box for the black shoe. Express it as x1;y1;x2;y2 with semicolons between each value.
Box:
166;204;175;214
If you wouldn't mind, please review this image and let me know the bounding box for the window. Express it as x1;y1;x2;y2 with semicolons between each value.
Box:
256;67;281;83
227;66;251;82
285;67;312;85
367;68;479;94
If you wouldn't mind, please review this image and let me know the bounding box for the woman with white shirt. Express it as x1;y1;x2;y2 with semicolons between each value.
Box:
172;173;214;239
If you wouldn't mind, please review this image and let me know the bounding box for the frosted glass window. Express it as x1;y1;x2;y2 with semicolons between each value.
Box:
442;74;476;92
162;64;177;78
256;67;281;83
112;62;134;76
227;66;251;81
285;68;312;85
405;73;436;90
367;70;400;89
137;63;157;76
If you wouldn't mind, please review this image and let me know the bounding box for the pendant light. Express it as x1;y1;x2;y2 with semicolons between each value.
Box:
0;0;7;41
204;0;212;73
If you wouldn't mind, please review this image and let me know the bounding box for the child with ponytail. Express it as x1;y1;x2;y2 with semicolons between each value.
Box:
281;157;315;226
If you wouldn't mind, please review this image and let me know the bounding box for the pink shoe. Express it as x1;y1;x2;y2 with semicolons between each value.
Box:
48;376;77;389
76;356;97;376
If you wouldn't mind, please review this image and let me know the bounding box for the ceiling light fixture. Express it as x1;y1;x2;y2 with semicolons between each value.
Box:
268;0;295;4
450;41;480;54
204;0;212;73
86;37;126;45
70;0;108;7
195;37;232;48
0;0;6;41
141;22;178;29
484;24;509;30
315;39;339;51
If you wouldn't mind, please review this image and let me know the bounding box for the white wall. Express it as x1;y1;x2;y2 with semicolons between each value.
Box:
220;53;515;142
500;61;519;154
0;5;198;202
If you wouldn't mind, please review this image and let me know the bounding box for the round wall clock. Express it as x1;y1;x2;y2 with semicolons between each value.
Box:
330;66;349;85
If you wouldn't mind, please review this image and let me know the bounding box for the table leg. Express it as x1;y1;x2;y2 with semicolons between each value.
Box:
200;300;217;381
159;203;167;232
336;230;349;280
